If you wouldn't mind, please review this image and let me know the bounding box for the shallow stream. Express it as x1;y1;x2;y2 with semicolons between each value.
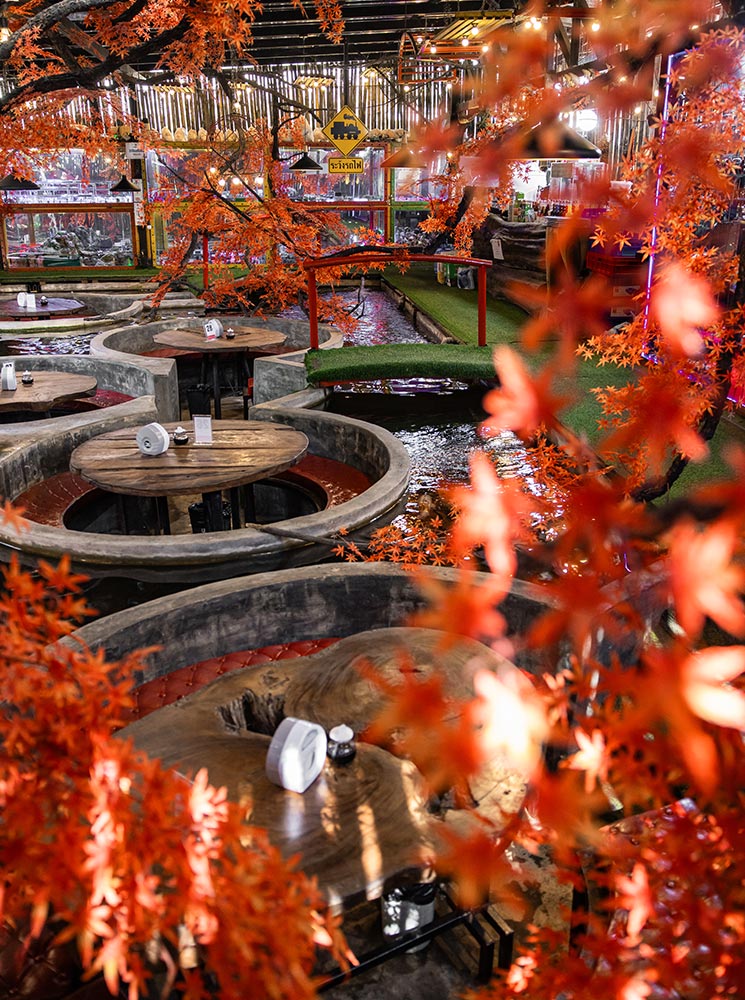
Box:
16;286;550;613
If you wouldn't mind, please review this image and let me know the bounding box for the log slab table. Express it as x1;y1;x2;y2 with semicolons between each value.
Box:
0;297;88;320
122;628;528;909
152;328;287;418
69;419;308;534
0;371;97;415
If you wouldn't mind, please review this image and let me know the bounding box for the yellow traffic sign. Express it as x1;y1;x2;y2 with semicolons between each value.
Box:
328;156;364;174
322;106;368;155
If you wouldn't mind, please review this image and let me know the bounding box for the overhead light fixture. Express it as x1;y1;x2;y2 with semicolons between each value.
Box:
380;147;429;169
523;120;602;159
288;152;323;172
109;174;139;193
0;173;40;191
421;11;511;59
294;75;334;90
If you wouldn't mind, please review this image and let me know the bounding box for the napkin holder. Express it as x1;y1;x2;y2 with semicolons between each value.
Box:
1;361;17;391
203;319;223;341
265;717;327;793
135;422;170;456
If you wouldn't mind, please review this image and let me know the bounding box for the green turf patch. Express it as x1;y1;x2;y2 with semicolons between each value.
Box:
384;263;527;347
305;344;498;383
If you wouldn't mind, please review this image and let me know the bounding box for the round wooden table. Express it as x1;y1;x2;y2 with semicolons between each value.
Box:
0;371;97;415
0;297;88;321
152;328;287;418
69;419;309;533
125;628;528;908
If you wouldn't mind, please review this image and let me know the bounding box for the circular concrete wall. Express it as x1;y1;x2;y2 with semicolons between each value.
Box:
67;563;554;685
0;406;410;583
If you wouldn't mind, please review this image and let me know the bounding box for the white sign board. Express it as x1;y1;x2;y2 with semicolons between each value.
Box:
193;415;213;445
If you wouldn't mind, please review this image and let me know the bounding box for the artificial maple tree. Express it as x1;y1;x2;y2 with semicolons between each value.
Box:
148;117;372;330
2;1;745;999
350;5;745;999
0;549;349;999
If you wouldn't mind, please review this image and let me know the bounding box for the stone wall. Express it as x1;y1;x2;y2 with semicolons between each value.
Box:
66;564;555;685
0;404;409;584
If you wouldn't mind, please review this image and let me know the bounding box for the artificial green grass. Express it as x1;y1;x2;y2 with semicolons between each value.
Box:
305;344;497;383
382;264;741;497
384;263;528;347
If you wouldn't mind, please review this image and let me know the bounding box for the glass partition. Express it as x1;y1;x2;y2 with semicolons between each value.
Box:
4;208;134;268
1;150;126;205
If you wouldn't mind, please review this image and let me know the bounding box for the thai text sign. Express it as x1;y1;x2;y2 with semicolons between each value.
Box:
328;157;364;174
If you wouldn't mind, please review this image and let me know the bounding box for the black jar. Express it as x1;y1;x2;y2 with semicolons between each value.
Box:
327;724;356;765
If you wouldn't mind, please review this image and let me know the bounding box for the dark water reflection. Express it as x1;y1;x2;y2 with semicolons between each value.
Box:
314;288;546;527
327;386;545;528
0;334;93;355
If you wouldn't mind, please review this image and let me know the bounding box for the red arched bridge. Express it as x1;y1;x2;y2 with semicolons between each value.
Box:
303;246;493;349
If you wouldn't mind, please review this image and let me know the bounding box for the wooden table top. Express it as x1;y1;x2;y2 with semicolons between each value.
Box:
0;371;97;412
69;420;308;498
0;297;87;320
124;628;527;908
153;327;287;353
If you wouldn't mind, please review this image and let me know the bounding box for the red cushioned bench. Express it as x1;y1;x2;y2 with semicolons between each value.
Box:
55;389;134;413
128;637;341;719
13;472;102;528
276;455;372;509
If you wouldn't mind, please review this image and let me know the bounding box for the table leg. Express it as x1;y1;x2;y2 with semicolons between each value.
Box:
212;357;222;419
155;496;171;535
117;494;130;534
202;490;225;531
243;483;256;523
229;486;242;529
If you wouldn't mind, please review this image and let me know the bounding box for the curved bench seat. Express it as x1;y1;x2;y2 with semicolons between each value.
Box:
56;389;134;412
275;455;372;509
129;636;341;719
14;472;102;528
14;454;374;534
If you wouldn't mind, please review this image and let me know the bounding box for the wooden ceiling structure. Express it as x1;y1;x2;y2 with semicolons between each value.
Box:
228;1;518;68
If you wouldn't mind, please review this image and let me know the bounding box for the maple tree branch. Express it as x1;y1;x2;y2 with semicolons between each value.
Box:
0;15;189;114
0;0;115;63
111;0;150;24
632;346;734;503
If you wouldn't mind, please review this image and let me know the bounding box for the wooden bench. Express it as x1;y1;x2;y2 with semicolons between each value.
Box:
13;472;102;528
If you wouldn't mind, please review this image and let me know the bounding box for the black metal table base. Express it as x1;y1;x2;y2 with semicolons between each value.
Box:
317;888;514;991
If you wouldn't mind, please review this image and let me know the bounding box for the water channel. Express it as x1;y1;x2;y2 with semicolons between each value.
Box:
307;285;549;531
5;285;554;613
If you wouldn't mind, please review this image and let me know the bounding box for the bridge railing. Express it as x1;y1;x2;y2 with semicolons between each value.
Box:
302;247;493;349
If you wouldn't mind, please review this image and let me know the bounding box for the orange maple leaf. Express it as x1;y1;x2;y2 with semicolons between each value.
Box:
0;499;28;534
651;260;720;357
667;518;745;638
615;862;654;942
482;347;574;439
565;728;608;793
